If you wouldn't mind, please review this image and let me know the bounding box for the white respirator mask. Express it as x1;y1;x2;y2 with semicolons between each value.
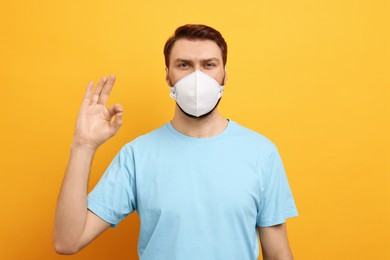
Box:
169;70;225;117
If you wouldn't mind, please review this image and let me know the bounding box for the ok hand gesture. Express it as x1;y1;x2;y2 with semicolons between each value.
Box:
72;75;123;150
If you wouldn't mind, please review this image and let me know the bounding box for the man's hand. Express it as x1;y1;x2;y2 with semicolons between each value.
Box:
73;75;123;150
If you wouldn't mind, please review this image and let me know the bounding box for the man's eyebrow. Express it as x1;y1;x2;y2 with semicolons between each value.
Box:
174;58;192;63
201;58;219;62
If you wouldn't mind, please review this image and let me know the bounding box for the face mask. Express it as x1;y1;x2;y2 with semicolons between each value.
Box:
169;70;225;117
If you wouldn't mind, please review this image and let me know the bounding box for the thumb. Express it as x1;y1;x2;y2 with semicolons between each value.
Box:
109;112;123;137
107;104;124;116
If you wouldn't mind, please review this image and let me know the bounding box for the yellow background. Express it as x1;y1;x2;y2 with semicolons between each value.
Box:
0;0;389;259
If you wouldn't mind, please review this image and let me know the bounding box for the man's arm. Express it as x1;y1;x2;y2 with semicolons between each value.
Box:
258;223;294;260
53;144;113;254
53;75;123;254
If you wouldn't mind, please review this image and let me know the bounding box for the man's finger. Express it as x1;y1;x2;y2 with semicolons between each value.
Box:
107;104;124;117
81;81;94;107
91;76;108;104
109;112;123;138
98;74;116;105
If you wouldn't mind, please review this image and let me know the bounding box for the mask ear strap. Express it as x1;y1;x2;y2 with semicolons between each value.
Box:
166;68;177;99
169;86;177;99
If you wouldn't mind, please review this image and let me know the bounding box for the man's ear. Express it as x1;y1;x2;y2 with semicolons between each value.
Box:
223;69;228;86
165;67;171;86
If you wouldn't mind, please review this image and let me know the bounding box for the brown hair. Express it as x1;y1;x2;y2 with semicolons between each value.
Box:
164;24;228;68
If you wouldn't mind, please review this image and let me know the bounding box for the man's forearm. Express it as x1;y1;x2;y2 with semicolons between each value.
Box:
263;252;294;260
53;144;96;253
263;255;294;260
262;248;294;260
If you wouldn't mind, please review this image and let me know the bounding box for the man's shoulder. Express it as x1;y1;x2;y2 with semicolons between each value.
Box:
229;120;276;149
121;123;170;149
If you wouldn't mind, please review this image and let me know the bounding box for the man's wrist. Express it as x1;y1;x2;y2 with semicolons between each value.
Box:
70;142;98;154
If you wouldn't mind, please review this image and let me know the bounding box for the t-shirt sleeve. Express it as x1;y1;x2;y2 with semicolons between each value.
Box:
256;145;298;227
87;144;137;228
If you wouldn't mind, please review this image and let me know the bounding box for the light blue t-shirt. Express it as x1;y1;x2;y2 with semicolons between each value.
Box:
87;120;298;259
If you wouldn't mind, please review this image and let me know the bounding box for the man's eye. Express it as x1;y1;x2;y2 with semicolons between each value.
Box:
178;63;188;68
205;63;216;67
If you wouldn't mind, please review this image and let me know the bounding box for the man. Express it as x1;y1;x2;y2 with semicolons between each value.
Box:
53;24;298;260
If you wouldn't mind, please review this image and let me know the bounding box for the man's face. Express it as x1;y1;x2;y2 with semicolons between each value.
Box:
166;39;227;87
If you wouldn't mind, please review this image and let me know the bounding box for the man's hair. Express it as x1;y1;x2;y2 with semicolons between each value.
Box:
164;24;228;68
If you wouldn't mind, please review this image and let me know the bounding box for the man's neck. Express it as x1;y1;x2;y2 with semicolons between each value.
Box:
171;106;228;138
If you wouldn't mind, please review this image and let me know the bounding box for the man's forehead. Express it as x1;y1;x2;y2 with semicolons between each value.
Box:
173;57;220;63
170;39;223;61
